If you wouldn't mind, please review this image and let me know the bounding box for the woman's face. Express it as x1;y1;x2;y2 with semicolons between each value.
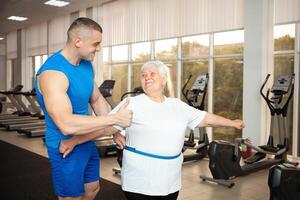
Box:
140;65;165;95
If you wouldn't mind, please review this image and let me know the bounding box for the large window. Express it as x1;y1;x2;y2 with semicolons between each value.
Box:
111;64;128;103
111;45;129;102
132;42;150;62
112;45;128;62
181;60;208;109
213;58;243;143
212;30;244;143
214;30;244;55
182;35;209;58
131;42;151;91
155;39;177;60
104;30;244;142
154;39;178;94
164;62;177;96
32;55;48;87
102;64;109;81
131;63;143;90
274;24;295;51
102;47;109;80
273;23;295;154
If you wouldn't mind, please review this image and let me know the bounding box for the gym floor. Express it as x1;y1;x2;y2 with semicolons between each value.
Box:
0;129;269;200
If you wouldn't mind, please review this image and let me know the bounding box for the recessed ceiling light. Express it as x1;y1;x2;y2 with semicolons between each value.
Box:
0;38;4;40
7;16;28;21
44;0;70;7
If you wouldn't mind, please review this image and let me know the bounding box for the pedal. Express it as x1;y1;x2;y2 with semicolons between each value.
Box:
244;152;266;164
259;145;280;153
184;141;196;148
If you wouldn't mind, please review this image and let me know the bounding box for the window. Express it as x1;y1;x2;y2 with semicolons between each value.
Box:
273;23;296;155
155;39;177;60
131;63;143;90
111;64;128;103
130;42;151;92
164;62;177;97
132;42;150;62
213;58;243;143
274;24;295;51
103;47;109;63
34;56;41;75
32;54;48;87
112;45;128;62
181;60;208;109
274;54;294;154
214;30;244;55
182;35;209;58
102;64;109;81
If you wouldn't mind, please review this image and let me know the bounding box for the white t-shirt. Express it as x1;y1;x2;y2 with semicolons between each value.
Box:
111;94;207;195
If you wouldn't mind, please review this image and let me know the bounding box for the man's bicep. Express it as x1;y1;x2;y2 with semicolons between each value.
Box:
43;92;73;121
39;71;72;123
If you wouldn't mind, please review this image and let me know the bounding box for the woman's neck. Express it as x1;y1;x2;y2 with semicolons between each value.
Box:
146;92;165;103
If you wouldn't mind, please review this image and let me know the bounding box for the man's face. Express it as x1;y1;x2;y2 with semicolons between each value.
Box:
77;30;102;61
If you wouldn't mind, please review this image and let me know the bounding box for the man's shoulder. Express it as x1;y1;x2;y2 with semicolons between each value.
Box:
44;52;62;66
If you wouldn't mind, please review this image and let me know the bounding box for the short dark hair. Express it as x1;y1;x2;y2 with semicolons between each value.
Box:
67;17;102;41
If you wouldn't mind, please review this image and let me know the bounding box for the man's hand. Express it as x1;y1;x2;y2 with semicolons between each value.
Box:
59;138;78;158
233;120;245;129
113;132;126;149
115;99;133;128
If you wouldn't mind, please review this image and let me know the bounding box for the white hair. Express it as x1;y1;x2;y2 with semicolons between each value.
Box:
141;60;175;97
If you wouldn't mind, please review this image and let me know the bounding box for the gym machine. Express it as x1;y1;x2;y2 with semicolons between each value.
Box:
268;164;300;200
95;80;119;157
200;74;298;188
181;73;209;162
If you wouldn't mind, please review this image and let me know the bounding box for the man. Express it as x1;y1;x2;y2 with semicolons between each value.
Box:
35;17;132;200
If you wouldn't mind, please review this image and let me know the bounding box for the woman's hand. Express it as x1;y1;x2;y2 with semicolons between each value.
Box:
233;120;245;129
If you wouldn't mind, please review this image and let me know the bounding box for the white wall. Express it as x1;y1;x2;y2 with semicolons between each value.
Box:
243;0;274;146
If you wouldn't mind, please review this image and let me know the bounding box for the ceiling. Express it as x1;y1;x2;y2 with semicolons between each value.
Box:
0;0;114;43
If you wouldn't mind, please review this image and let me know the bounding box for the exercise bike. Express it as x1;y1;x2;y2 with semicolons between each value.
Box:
200;74;298;188
181;73;209;162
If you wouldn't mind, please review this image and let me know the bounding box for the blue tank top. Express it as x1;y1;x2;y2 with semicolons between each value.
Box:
35;51;94;148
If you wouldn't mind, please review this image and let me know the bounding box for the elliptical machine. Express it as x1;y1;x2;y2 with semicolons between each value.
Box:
200;74;298;188
181;73;210;162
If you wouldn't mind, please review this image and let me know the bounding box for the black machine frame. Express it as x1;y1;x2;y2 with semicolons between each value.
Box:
200;74;298;188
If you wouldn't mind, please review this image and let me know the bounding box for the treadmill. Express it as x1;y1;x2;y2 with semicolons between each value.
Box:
12;89;46;137
94;80;119;157
0;85;28;118
0;89;42;127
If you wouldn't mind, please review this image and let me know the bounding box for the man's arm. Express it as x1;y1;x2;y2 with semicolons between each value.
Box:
38;70;132;136
59;126;121;157
60;127;126;158
197;113;245;129
89;81;111;115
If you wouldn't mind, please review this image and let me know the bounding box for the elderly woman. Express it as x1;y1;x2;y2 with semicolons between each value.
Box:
59;60;244;200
